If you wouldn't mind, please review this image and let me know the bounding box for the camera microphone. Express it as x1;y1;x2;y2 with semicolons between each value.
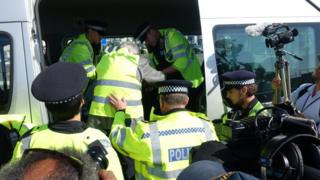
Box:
245;23;272;37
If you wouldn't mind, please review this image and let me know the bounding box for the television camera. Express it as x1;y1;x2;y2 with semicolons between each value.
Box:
262;24;298;49
212;106;320;180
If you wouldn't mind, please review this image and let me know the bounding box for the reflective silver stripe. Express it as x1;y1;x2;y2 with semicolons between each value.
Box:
136;172;147;180
149;123;162;164
148;166;183;179
130;117;143;130
117;128;126;149
92;96;142;106
85;65;96;73
110;127;119;140
171;44;185;53
167;45;186;59
201;120;213;141
173;52;187;61
21;136;32;152
96;80;141;90
79;59;93;66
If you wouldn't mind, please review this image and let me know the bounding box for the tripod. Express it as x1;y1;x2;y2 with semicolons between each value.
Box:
273;45;303;110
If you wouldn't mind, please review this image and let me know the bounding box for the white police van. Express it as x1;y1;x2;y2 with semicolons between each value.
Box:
0;0;320;125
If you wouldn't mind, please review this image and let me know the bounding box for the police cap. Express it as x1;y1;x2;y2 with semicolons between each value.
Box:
221;70;256;90
134;22;153;42
31;62;86;104
84;20;108;36
156;80;192;95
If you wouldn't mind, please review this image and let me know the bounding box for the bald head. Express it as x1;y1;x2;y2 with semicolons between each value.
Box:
23;157;79;180
0;149;98;180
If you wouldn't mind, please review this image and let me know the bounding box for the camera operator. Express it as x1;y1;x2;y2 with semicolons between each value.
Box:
216;70;266;141
272;65;320;132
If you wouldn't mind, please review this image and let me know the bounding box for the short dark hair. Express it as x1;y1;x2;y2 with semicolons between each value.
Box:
160;93;189;106
0;148;98;180
246;84;257;97
230;84;257;97
45;95;82;122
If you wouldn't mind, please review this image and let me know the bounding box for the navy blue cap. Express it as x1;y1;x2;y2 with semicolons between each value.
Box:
31;62;87;104
156;80;192;95
177;160;227;180
134;22;152;42
221;70;256;90
84;20;108;36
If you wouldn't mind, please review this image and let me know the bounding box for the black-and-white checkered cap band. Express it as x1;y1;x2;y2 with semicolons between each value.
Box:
158;86;188;94
224;78;255;86
45;93;81;104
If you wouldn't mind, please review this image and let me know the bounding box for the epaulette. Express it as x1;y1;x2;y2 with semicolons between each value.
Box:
19;124;48;140
189;111;210;121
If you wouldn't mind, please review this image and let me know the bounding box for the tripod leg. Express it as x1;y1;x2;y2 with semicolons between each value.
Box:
284;61;292;101
274;62;281;104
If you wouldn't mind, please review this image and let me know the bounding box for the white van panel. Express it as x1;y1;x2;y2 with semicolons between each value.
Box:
0;0;29;22
21;22;48;125
198;0;320;19
0;23;31;119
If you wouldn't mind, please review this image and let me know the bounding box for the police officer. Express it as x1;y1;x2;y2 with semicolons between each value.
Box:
59;20;107;122
109;80;218;179
59;20;107;78
216;70;265;141
134;22;204;112
88;42;165;136
11;62;124;180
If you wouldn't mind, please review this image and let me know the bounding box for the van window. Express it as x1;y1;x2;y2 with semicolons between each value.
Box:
213;23;318;102
0;33;12;113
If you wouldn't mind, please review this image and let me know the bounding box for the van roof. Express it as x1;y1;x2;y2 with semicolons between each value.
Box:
38;0;201;36
199;0;320;19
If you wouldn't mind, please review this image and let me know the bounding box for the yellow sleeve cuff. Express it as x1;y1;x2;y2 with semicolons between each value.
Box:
113;111;126;126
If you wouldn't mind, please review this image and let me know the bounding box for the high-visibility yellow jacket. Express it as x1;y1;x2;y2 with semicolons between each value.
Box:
12;121;124;180
216;98;265;142
59;33;96;79
89;48;143;119
149;28;204;88
110;109;218;180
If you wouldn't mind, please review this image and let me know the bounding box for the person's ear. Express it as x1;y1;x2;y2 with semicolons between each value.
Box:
81;98;85;107
183;96;189;106
240;86;248;95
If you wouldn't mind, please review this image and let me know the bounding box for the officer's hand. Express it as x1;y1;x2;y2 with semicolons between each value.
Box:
271;77;282;90
109;95;127;110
